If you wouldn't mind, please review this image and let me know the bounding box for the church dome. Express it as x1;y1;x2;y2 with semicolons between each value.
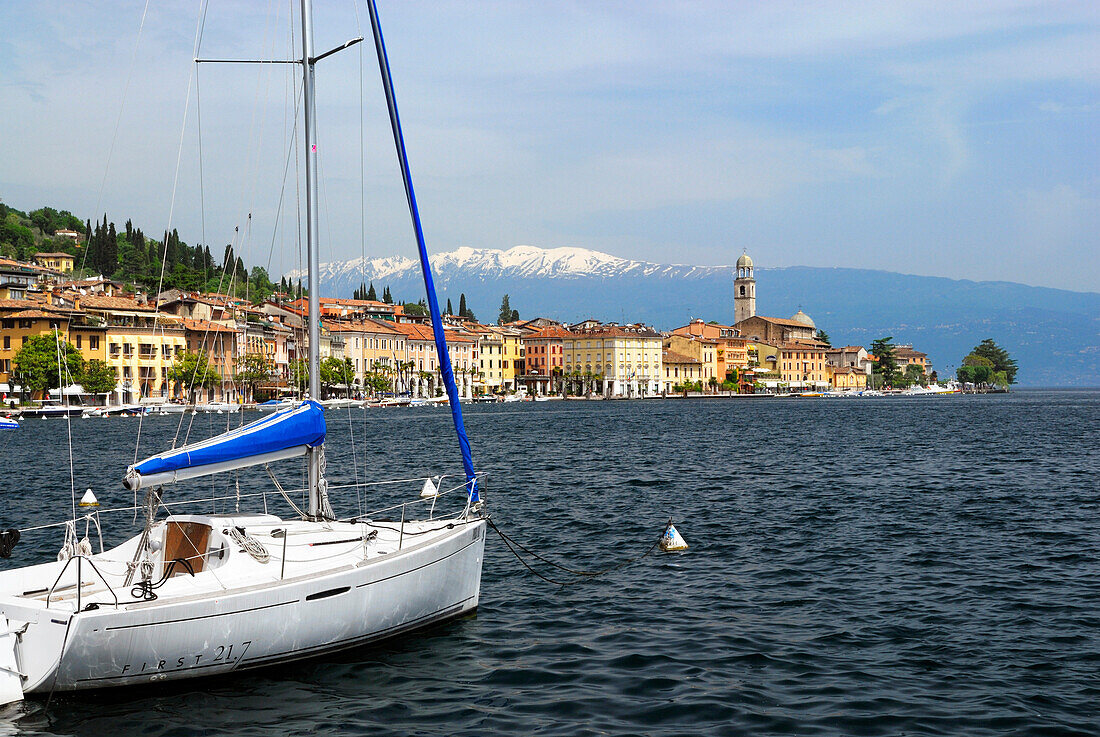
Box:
736;252;753;268
791;309;815;328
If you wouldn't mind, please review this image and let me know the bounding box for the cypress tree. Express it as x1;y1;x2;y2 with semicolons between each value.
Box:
446;298;453;315
383;286;392;304
458;293;467;318
104;221;118;275
366;281;377;301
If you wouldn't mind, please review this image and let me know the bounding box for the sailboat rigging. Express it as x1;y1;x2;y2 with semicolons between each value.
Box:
0;0;486;704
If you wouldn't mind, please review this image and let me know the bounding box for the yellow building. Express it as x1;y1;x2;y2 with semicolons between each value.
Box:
469;326;504;394
325;319;404;392
0;303;106;396
664;334;719;385
106;323;187;404
779;342;830;390
33;252;75;273
563;323;663;397
661;349;703;393
495;327;524;392
747;341;779;374
829;366;867;390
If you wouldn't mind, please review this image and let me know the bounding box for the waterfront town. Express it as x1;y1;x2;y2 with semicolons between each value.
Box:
0;249;937;407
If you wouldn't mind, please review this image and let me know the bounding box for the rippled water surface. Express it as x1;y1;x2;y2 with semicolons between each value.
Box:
0;390;1097;736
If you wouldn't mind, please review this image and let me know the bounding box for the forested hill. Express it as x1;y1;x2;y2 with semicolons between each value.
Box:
0;201;279;300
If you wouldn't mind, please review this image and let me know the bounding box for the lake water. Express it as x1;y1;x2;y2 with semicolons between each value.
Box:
0;390;1097;736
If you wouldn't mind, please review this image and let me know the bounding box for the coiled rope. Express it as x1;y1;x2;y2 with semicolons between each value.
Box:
487;518;671;587
130;558;195;601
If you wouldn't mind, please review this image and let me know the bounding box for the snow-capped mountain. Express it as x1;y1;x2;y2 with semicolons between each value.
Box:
287;244;1100;386
300;245;725;289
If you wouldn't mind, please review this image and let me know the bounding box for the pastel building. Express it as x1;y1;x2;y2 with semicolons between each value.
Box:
564;323;663;397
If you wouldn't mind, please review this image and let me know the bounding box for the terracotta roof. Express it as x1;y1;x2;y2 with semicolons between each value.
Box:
387;321;473;343
7;310;62;319
526;326;574;340
662;350;700;365
323;319;400;334
0;298;49;311
34;252;75;259
743;315;815;328
77;295;157;312
182;319;237;334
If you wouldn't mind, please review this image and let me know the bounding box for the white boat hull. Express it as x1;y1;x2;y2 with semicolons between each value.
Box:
0;515;485;695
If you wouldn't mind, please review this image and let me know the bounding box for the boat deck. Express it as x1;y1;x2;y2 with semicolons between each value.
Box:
2;513;477;615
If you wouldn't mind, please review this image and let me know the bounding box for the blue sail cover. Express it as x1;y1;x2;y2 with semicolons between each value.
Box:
123;400;325;489
367;0;479;503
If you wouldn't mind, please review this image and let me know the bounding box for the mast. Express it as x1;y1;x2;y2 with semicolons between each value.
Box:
300;0;323;518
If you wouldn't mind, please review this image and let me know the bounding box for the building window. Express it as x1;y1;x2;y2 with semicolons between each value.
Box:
90;336;100;350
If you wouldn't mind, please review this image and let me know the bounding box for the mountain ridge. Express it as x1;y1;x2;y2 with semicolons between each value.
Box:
290;245;1100;386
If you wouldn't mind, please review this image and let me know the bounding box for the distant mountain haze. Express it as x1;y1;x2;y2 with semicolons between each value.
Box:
289;246;1100;387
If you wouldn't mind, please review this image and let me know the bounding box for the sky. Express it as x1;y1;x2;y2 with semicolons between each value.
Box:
0;1;1097;292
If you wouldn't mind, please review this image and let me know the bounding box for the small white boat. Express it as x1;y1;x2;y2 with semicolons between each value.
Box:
321;399;365;410
195;402;242;414
0;417;18;430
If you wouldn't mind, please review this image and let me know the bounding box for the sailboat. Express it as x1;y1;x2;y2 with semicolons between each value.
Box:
0;0;485;704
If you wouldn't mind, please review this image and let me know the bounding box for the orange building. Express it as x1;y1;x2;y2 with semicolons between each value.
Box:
520;325;572;395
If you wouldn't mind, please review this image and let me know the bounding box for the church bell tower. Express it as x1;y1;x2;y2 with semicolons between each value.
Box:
734;251;756;324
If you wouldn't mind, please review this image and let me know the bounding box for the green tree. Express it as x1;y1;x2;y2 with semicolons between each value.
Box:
382;285;393;304
0;219;34;259
235;353;273;402
957;354;994;386
497;294;512;325
816;329;831;346
402;301;428;317
13;331;85;397
248;266;275;303
904;363;926;387
969;338;1018;384
167;351;221;401
29;206;61;235
80;359;117;397
459;292;477;321
445;298;453;315
870;337;900;388
366;282;377;301
320;356;355;397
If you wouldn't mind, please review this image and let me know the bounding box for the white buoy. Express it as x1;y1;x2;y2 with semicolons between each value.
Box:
79;488;99;507
419;476;440;498
659;521;688;552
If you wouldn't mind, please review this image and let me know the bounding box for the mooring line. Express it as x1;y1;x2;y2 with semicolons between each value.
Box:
487;518;670;587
